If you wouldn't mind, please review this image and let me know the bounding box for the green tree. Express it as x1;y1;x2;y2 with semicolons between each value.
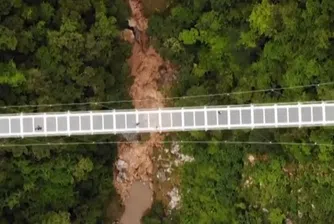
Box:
42;211;71;224
0;60;25;86
0;25;17;50
0;0;130;223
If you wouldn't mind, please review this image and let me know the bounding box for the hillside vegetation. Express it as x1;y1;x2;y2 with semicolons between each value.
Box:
0;0;130;223
1;0;334;223
145;0;334;223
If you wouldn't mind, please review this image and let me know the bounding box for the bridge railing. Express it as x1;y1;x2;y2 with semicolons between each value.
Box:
0;101;333;138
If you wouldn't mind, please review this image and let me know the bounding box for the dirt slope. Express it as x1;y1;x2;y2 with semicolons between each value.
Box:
114;0;174;221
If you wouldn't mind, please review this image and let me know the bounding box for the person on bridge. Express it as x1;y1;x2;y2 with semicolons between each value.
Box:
35;125;42;131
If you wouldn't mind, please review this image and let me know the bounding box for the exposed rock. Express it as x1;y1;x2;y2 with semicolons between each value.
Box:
170;142;195;167
128;1;148;31
122;133;139;141
243;176;253;188
132;27;142;43
128;18;137;28
171;142;180;154
298;210;303;218
156;169;167;182
121;29;135;44
248;154;255;165
158;65;168;75
116;159;129;171
174;159;180;167
116;176;122;183
179;154;194;163
166;167;172;173
150;141;195;211
117;171;128;183
114;135;164;202
167;187;180;210
286;218;293;224
161;163;170;168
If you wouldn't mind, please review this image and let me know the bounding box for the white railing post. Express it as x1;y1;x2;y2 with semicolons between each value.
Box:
147;111;151;130
55;115;58;133
227;106;231;129
32;116;35;133
250;104;254;129
158;108;162;133
124;112;128;130
274;104;278;128
90;111;93;135
79;114;82;131
113;109;117;134
8;118;11;135
67;111;71;136
101;113;105;131
204;106;208;131
44;113;47;136
298;102;302;128
181;107;185;131
135;109;139;133
215;109;219;127
262;108;265;125
20;113;24;138
310;105;314;123
239;108;242;125
322;101;326;126
193;111;196;129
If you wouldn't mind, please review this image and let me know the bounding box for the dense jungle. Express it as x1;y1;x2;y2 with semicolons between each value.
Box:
145;0;334;223
0;0;334;224
0;0;130;223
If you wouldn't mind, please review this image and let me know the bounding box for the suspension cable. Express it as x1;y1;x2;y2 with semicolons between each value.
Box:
0;82;333;109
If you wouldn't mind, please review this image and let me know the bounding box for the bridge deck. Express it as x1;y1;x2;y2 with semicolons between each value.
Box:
0;101;333;138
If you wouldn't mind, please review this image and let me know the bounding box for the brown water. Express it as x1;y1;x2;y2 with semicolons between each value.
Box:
120;181;153;224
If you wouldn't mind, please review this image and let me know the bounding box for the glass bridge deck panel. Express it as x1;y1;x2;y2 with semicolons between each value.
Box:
0;101;333;138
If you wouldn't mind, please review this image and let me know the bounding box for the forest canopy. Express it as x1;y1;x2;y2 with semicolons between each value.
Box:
1;0;334;223
0;0;131;111
146;0;334;223
0;0;130;223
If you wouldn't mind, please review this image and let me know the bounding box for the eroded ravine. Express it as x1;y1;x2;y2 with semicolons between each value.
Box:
115;0;174;223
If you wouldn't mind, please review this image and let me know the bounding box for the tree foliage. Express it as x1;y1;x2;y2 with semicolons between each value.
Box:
0;0;130;223
148;0;334;223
